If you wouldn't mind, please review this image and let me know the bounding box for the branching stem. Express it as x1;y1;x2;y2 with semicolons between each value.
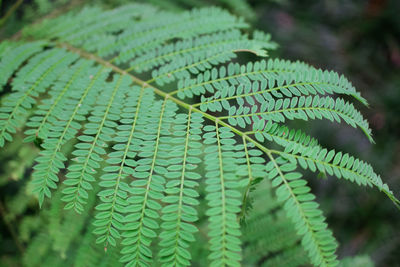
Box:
57;41;399;209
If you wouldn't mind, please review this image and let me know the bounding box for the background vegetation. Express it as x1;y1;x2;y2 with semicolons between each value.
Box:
0;0;399;266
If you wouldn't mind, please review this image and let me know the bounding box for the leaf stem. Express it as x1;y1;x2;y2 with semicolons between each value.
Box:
239;136;253;222
0;0;23;28
0;200;25;254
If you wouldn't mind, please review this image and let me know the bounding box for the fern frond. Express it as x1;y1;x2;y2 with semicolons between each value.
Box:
158;110;203;266
203;123;243;267
94;85;151;248
0;41;46;88
120;97;171;265
270;145;399;207
242;180;309;266
179;59;367;105
249;121;320;154
149;33;276;86
62;74;132;213
52;183;97;257
23;4;157;47
27;6;247;64
0;48;78;147
24;59;94;142
119;97;181;266
129;30;276;84
112;7;248;65
266;155;339;266
219;95;372;142
31;66;110;207
1;3;398;267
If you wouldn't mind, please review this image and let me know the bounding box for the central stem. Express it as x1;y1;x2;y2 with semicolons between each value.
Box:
57;42;274;157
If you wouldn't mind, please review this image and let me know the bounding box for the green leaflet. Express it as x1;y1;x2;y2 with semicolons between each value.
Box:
0;3;398;267
112;7;248;65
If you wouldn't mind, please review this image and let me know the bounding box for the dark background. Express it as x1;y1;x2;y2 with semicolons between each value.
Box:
0;0;399;266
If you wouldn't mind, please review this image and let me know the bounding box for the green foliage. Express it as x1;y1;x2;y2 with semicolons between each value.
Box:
242;179;309;266
0;1;398;267
266;156;338;266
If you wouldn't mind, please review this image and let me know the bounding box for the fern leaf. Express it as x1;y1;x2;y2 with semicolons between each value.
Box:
143;30;276;85
0;41;46;88
1;3;398;267
266;155;339;266
94;85;151;248
23;4;157;47
179;59;366;105
219;95;372;142
52;183;98;257
203;123;243;267
121;98;178;266
24;59;94;142
0;48;78;147
158;110;203;266
31;66;110;207
249;121;320;153
242;180;309;266
129;30;275;75
62;74;132;213
272;145;400;207
112;7;248;65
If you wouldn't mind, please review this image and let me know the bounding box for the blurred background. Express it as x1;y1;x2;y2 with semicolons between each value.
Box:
0;0;399;266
